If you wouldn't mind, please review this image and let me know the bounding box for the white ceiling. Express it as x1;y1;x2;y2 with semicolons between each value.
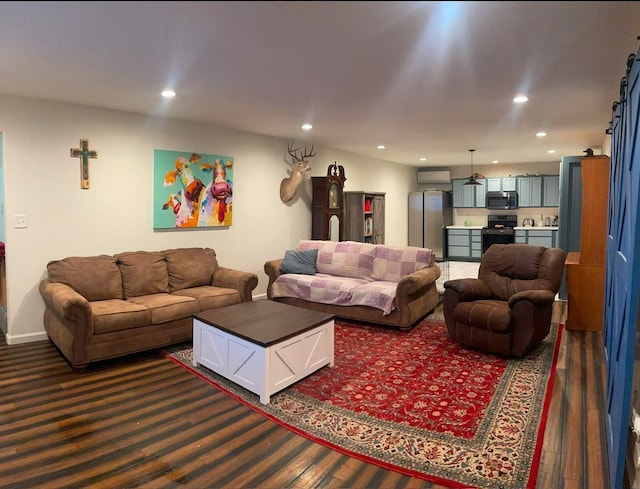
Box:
1;1;638;167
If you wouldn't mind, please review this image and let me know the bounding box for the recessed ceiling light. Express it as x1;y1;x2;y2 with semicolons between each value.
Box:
161;89;176;98
492;160;499;164
419;157;427;161
377;145;386;149
513;94;529;104
301;123;313;131
547;149;556;154
536;131;547;137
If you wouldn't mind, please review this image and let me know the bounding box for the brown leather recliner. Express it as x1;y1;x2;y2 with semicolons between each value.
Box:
443;243;566;357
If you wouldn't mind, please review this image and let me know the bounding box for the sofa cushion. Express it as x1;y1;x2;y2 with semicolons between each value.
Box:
173;286;241;310
128;293;199;324
371;245;433;282
116;251;169;298
454;299;512;333
163;248;219;292
91;299;151;334
272;273;400;314
297;240;375;280
280;249;318;275
47;255;124;301
350;280;398;315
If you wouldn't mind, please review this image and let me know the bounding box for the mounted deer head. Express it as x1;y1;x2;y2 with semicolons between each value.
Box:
280;142;316;203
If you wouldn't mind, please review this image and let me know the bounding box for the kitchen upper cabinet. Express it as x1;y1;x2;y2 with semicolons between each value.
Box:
517;176;542;207
474;179;486;207
543;175;560;207
487;177;516;192
486;178;501;192
502;177;517;191
454;174;559;208
452;179;485;208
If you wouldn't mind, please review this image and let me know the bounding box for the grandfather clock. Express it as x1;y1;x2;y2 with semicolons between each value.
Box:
311;162;346;240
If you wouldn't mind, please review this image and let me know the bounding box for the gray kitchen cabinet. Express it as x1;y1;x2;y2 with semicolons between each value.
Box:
474;179;486;207
486;177;516;192
543;175;560;207
502;177;517;191
514;228;558;248
447;228;482;261
452;179;485;208
452;179;475;207
487;178;502;192
455;174;559;208
517;176;542;207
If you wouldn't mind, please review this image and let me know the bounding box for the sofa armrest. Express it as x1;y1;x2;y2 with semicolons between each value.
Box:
212;267;259;302
263;259;284;299
396;265;441;296
443;278;492;302
39;279;92;323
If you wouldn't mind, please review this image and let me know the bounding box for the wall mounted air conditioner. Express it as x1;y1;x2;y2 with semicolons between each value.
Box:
416;170;451;184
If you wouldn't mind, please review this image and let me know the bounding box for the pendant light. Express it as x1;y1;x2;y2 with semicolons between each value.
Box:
464;149;481;186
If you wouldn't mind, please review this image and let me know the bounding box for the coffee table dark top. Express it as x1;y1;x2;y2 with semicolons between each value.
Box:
193;300;334;347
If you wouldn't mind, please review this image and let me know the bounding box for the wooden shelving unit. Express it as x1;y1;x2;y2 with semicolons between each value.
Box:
565;155;610;331
344;192;385;244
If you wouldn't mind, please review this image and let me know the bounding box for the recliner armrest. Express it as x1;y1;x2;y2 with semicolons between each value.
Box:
508;289;556;307
443;278;492;301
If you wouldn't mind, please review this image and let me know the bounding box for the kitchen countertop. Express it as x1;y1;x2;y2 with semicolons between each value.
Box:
513;226;559;231
446;225;558;230
446;225;484;230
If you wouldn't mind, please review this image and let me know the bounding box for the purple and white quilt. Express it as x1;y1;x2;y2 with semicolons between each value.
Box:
271;240;433;315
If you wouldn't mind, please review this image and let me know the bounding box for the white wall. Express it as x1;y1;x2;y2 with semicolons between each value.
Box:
0;95;417;344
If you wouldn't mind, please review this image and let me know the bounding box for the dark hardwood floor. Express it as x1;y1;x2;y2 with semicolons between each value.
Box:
0;302;610;488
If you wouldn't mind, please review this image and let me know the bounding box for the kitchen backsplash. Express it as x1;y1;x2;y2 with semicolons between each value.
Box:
453;207;559;227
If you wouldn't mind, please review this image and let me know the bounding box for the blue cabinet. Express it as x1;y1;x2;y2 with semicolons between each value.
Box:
447;229;482;261
454;174;558;208
514;228;558;248
517;176;542;207
487;177;516;192
452;179;485;208
517;175;559;207
543;175;560;206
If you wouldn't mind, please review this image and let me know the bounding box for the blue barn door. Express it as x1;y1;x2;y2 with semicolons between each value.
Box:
604;48;640;489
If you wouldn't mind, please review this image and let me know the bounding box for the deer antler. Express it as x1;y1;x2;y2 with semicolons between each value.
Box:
287;142;316;161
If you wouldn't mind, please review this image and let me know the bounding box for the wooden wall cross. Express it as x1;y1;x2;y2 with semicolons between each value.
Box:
70;139;98;189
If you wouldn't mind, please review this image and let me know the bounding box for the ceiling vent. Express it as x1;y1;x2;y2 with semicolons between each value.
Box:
416;170;451;184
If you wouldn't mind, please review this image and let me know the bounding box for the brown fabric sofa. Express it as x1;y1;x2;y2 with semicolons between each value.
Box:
39;247;258;370
443;243;566;357
264;240;441;330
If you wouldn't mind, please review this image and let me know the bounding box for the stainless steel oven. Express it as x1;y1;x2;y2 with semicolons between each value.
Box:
482;215;517;254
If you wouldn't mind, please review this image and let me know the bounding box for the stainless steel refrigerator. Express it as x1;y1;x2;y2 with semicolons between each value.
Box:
408;191;453;260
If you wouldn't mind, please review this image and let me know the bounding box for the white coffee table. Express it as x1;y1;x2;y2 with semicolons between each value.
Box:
192;300;334;404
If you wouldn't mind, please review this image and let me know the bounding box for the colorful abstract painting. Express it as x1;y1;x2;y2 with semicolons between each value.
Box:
153;149;233;229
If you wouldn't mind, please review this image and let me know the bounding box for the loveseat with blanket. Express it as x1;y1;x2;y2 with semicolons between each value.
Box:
264;240;441;330
39;247;258;370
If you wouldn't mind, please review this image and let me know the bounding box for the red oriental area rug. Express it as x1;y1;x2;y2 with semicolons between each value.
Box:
163;312;561;489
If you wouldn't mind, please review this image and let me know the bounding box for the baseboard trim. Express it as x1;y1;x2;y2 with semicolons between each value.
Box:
6;331;49;345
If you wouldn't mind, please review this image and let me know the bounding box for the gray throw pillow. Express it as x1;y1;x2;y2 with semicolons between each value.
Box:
281;249;318;275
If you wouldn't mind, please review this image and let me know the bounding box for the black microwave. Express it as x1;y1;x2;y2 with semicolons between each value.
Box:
485;191;518;210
